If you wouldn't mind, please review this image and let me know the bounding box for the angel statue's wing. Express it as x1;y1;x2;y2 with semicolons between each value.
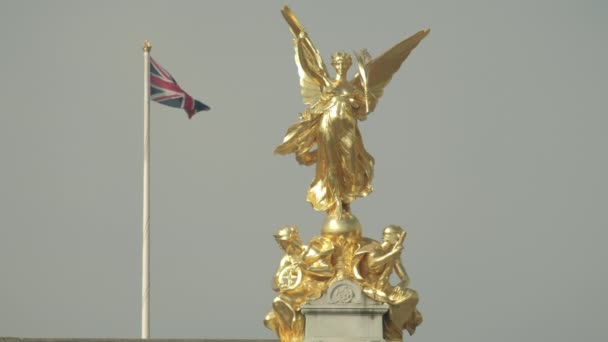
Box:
352;28;430;114
282;6;330;107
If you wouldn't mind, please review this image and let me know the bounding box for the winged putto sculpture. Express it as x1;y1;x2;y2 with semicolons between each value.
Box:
275;6;430;217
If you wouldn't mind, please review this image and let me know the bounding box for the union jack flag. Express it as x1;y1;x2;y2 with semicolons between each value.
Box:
150;56;210;118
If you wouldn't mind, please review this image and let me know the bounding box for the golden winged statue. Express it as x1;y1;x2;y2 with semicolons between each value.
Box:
275;6;430;217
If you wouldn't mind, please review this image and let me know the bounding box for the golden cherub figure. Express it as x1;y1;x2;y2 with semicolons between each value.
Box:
353;225;423;341
275;6;430;217
264;226;334;342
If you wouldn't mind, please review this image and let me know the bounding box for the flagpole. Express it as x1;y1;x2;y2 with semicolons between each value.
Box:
142;39;151;339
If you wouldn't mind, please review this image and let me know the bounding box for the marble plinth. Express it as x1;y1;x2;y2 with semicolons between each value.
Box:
301;279;388;342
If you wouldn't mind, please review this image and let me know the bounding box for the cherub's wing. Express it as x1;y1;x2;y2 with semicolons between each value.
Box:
282;6;330;107
353;29;430;113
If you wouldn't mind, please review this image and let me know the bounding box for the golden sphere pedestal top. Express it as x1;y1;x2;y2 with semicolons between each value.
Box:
321;212;362;241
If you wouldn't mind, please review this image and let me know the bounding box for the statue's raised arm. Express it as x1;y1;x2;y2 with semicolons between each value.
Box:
281;6;330;107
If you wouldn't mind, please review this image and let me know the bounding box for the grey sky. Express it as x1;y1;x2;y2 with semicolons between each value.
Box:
0;1;607;341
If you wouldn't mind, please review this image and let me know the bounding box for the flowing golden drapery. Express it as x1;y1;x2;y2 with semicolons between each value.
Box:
275;86;374;212
275;6;428;215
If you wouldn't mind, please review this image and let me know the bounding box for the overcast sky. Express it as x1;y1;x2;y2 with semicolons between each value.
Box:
1;1;607;341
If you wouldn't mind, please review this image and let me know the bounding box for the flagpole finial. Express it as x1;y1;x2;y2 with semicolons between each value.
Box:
143;40;152;52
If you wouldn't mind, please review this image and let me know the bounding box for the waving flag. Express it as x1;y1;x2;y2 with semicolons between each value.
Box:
150;56;210;118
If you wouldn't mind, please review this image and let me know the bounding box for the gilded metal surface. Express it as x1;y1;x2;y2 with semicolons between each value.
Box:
267;6;427;342
143;40;151;52
266;223;423;342
264;226;335;342
321;211;362;237
352;226;423;340
275;6;429;217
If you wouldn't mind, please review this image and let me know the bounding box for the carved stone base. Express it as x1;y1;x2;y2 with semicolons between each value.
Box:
301;279;388;342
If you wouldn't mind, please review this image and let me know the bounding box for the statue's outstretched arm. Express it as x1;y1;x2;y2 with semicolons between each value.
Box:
296;34;330;88
394;260;408;281
367;246;402;272
282;6;330;107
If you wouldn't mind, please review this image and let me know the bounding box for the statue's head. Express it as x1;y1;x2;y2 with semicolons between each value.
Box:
331;52;352;76
274;225;301;250
382;225;405;244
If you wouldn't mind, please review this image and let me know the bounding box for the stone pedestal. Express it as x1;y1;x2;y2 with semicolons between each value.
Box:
301;279;388;342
